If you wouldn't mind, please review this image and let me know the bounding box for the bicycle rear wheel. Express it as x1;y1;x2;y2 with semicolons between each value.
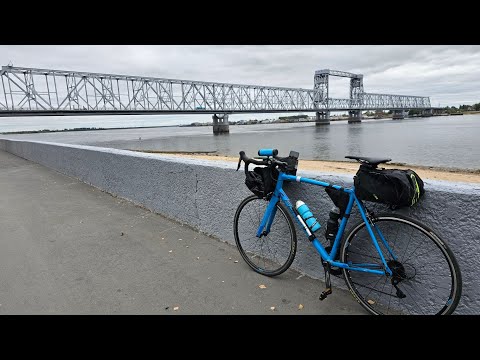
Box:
340;213;462;315
234;195;297;277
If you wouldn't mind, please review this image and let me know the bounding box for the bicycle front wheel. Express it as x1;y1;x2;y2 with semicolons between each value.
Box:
340;213;462;315
234;195;297;277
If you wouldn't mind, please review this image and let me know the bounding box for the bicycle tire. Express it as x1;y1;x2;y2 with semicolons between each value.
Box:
340;213;462;315
233;195;297;277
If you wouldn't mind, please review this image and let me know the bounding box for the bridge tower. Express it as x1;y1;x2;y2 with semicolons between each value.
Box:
348;76;363;123
314;70;365;124
313;71;330;125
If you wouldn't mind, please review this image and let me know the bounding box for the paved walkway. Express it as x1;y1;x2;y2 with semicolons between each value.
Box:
0;150;365;314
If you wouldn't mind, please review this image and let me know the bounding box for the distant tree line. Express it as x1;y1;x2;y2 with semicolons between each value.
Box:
458;103;480;111
406;103;480;116
278;115;309;120
443;104;480;113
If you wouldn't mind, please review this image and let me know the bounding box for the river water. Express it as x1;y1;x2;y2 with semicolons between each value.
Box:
1;115;479;170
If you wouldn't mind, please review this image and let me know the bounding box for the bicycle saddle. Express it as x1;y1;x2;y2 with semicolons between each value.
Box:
345;155;392;166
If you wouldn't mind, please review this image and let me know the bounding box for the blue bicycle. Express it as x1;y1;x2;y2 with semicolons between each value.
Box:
234;149;462;315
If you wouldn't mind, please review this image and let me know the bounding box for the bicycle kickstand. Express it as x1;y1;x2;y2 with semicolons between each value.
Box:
319;264;333;301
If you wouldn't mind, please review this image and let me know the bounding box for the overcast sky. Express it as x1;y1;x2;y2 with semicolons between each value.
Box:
1;45;479;110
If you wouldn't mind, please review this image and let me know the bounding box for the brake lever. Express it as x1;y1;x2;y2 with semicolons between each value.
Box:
236;156;242;171
273;159;288;167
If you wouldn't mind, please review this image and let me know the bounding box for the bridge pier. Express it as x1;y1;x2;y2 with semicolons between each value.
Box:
348;110;362;123
392;110;408;119
212;114;229;134
422;108;433;117
315;111;330;125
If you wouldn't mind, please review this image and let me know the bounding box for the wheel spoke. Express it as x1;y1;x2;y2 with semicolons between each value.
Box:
387;283;394;315
401;285;426;315
364;276;384;301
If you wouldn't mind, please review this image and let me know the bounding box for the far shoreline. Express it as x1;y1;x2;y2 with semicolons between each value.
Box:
1;111;479;135
131;150;480;184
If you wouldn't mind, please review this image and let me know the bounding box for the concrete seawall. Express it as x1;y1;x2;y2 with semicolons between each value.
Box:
1;138;479;314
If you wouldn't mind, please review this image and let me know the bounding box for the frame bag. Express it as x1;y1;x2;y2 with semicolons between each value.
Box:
325;187;350;217
354;165;424;208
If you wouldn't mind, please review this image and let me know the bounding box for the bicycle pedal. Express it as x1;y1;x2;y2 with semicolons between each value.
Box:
319;288;332;301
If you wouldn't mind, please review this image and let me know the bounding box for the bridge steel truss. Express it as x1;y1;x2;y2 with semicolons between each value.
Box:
0;66;431;116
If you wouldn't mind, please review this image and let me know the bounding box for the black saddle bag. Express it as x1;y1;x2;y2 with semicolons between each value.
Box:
354;165;425;208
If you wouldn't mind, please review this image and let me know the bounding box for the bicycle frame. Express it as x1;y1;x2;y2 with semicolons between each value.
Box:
256;170;395;276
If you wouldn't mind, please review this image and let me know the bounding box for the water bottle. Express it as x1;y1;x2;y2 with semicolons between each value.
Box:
325;206;341;247
295;200;321;232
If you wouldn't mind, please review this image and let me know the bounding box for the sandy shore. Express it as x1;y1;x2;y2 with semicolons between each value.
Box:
132;150;480;184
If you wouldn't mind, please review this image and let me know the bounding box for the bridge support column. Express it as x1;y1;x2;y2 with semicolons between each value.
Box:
422;108;433;117
315;111;330;125
212;114;229;134
348;110;362;123
392;110;408;119
374;110;385;119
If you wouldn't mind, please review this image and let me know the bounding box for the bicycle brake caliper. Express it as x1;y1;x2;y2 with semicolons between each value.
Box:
365;206;376;225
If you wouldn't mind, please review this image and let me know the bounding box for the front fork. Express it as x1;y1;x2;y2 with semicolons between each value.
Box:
256;195;280;238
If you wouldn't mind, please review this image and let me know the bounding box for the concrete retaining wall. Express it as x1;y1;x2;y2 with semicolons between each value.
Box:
1;138;479;314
